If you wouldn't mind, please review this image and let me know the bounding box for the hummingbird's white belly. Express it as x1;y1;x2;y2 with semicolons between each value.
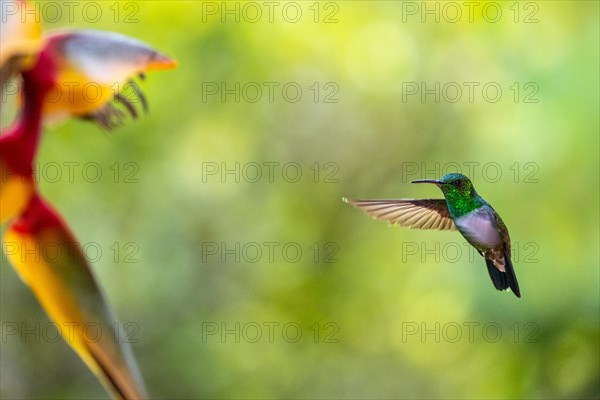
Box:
454;209;502;248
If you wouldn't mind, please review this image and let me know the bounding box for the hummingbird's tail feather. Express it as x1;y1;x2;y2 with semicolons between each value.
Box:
485;258;508;291
503;245;521;298
484;248;521;298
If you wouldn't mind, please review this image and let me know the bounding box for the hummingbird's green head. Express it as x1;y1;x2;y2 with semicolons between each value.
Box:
412;173;481;217
412;173;475;195
437;173;476;196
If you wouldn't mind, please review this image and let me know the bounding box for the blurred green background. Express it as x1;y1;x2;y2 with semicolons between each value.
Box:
1;1;599;399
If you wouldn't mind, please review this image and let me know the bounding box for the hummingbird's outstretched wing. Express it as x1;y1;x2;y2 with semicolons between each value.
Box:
4;193;148;399
343;198;457;230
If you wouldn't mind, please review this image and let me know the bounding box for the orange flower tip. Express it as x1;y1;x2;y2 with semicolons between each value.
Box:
148;53;177;71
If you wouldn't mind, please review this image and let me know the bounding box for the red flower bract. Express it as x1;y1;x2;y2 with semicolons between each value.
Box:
0;2;175;399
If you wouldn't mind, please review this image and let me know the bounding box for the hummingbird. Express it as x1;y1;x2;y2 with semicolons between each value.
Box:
343;173;520;298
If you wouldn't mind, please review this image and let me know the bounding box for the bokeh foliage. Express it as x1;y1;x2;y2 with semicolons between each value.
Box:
1;1;598;398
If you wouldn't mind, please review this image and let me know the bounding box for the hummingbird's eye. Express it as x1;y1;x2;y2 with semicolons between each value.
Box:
453;180;462;187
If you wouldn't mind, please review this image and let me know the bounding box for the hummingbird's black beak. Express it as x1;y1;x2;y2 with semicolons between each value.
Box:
411;179;442;185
